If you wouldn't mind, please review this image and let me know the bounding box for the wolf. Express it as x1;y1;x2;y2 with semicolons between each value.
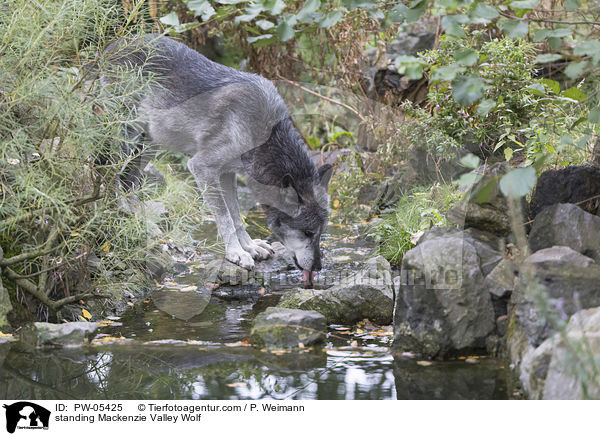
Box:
103;35;332;285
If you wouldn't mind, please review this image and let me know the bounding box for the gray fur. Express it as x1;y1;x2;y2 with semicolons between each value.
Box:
103;35;331;272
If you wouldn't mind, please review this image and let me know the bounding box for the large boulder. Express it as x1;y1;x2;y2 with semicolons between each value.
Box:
393;228;499;358
249;307;326;350
277;256;393;325
529;203;600;262
446;162;512;236
19;322;99;348
529;165;600;220
520;307;600;399
513;260;600;347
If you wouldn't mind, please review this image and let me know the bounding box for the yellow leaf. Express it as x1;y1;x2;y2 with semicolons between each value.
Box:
333;199;340;208
82;309;92;320
102;241;111;252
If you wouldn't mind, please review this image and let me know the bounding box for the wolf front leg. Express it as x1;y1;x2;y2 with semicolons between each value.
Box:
220;172;273;260
188;156;255;270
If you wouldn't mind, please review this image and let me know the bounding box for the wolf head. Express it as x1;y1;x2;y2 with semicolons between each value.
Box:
264;164;332;278
242;118;333;283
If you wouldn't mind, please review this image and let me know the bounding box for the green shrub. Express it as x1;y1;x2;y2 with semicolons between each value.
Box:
372;183;462;265
0;0;205;323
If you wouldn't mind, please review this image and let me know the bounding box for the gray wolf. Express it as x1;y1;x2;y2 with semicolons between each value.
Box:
103;35;332;285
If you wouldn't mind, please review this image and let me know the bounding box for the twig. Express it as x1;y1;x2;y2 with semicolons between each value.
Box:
3;266;109;310
8;264;59;279
0;184;102;228
0;226;62;266
275;74;367;122
499;11;600;26
4;266;56;308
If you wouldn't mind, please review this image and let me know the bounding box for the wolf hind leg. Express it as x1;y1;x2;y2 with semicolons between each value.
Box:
188;156;254;270
220;172;273;260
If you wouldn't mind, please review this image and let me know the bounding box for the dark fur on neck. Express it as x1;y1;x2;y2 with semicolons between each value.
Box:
241;118;318;197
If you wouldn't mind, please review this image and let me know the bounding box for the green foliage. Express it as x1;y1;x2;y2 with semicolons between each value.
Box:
372;184;462;265
0;0;206;321
328;153;370;224
400;35;590;169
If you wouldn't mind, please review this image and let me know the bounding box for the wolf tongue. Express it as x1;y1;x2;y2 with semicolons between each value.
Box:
302;270;316;286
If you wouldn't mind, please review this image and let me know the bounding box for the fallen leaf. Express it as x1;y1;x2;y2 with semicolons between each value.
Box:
417;361;433;366
81;309;92;320
180;285;198;292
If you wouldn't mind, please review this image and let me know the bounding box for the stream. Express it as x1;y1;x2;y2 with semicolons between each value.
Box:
0;209;515;400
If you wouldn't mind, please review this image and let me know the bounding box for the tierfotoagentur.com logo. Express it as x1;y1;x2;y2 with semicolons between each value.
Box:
3;402;50;433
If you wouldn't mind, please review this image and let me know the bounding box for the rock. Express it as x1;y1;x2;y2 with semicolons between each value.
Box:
151;286;211;321
0;246;13;329
446;162;513;236
496;315;509;337
525;245;595;267
393;227;498;358
361;30;435;106
485;259;517;298
387;31;436;57
529;203;600;262
277;256;394;325
529;165;600;220
171;262;191;275
542;308;600;399
520;307;600;399
201;242;294;289
19;322;99;348
418;228;503;275
143;162;166;186
513;261;600;346
249;307;326;350
145;250;174;281
519;335;555;400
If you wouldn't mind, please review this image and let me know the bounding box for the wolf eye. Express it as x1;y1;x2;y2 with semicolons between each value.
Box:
304;231;315;238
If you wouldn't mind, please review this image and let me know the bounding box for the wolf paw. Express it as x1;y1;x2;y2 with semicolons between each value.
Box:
226;247;255;270
241;240;272;260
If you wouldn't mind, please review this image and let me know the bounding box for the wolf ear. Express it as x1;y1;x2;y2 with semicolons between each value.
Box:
318;164;333;187
282;173;303;204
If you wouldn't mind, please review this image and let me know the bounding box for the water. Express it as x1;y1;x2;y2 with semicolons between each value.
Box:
0;211;515;400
